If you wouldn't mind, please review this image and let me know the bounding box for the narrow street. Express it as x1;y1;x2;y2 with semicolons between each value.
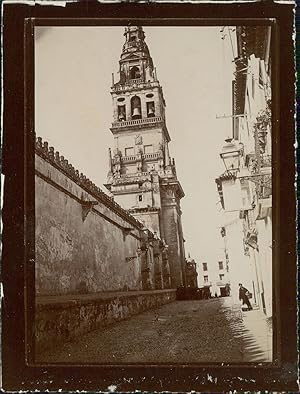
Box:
36;297;272;364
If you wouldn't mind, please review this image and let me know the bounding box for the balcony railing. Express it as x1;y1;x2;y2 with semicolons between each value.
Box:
126;41;138;48
111;116;164;129
128;78;143;84
122;172;150;178
122;154;137;163
143;152;163;160
112;173;151;185
111;80;160;92
112;151;163;164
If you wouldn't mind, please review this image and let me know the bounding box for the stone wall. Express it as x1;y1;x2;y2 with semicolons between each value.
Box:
35;289;177;354
35;137;170;296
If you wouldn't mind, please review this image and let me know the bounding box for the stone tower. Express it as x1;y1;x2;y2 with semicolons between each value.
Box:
105;26;186;287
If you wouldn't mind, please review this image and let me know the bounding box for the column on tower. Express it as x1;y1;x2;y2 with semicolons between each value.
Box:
160;182;186;288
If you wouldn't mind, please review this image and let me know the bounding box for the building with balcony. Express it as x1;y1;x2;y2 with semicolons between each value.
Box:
105;26;187;288
216;25;272;316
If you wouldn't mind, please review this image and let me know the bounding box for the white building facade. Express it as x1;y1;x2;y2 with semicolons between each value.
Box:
216;26;272;316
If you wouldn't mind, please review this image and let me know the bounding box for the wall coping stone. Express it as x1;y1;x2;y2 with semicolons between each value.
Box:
35;135;145;230
36;289;176;310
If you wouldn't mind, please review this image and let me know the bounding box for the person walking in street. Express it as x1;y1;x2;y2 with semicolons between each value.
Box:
225;283;231;296
239;283;253;310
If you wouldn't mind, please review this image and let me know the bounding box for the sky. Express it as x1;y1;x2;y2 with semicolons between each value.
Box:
35;26;236;269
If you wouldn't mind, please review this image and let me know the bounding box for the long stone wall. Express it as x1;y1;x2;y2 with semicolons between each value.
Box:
35;137;170;296
35;289;177;354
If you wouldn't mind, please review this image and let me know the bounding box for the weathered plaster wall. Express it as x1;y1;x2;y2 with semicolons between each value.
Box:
114;126;164;156
131;210;161;236
114;189;153;210
35;153;145;296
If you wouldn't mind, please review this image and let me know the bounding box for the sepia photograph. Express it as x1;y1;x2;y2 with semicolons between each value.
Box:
34;23;273;364
2;0;298;389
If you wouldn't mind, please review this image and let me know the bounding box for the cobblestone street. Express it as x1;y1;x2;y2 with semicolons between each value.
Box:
36;297;272;364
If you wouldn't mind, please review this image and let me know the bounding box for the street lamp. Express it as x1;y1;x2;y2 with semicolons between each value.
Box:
220;137;244;175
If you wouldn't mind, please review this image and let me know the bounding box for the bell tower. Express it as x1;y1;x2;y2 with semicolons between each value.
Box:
105;26;186;287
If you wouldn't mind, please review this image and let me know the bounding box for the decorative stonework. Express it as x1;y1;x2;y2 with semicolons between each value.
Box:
135;134;143;145
161;186;174;199
160;182;184;201
35;136;144;230
128;206;160;214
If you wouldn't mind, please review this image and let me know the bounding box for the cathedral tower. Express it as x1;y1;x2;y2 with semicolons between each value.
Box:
105;26;186;287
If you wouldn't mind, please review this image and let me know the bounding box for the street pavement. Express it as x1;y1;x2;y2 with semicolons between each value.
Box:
36;297;272;364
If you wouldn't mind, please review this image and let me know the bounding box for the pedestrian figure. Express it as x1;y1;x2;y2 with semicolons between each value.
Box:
225;283;231;296
239;283;253;310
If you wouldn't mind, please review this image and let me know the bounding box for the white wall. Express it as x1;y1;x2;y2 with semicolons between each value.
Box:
256;216;272;317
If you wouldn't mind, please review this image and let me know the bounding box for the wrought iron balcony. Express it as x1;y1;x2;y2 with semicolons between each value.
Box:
245;153;271;174
260;154;272;168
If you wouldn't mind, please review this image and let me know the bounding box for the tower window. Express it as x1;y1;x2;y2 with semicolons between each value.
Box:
146;101;155;117
204;275;209;283
218;261;224;270
131;96;142;119
118;105;126;121
125;147;134;157
138;195;143;202
130;66;140;80
219;274;224;281
202;262;208;271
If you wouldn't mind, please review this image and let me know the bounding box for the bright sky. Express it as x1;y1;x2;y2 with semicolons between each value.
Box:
35;26;236;269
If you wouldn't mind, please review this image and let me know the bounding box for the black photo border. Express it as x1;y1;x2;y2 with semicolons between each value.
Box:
1;1;297;391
